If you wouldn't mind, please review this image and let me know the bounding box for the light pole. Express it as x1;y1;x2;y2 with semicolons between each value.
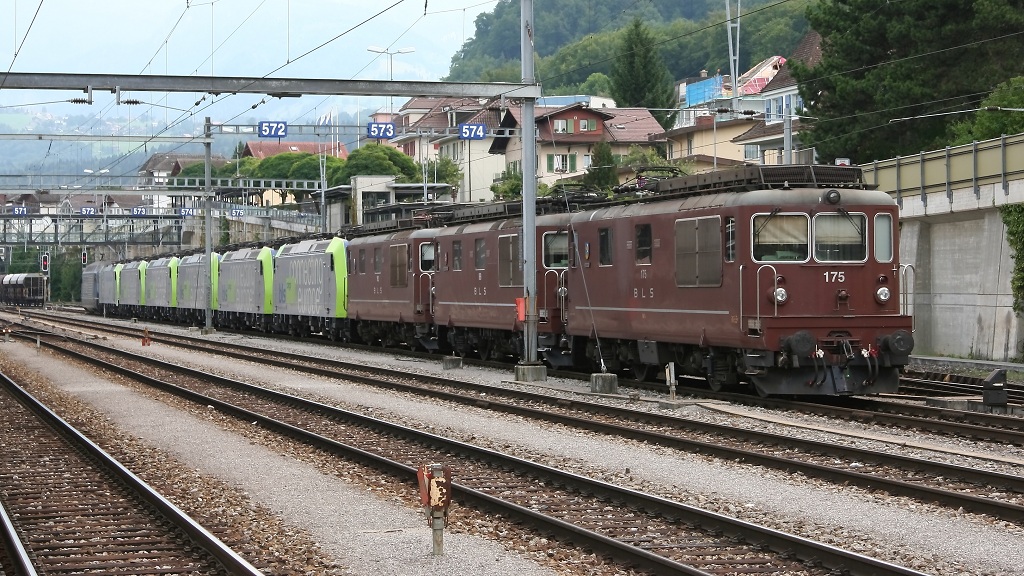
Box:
84;169;110;251
367;46;415;120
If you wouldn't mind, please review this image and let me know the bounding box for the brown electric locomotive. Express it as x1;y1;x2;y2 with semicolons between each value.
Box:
549;165;914;396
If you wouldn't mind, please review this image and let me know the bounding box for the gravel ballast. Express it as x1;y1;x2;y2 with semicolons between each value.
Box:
4;321;1024;575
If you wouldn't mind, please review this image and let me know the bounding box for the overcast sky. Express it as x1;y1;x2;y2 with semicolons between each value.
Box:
0;0;499;123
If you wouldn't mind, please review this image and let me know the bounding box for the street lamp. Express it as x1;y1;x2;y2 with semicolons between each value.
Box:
367;46;415;119
84;169;110;248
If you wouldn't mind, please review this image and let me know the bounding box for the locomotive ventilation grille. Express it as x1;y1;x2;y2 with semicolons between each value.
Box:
758;165;868;189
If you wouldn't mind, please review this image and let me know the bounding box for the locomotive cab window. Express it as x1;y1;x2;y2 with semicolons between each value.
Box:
752;213;809;262
635;223;652;264
543;231;569;268
419;243;436;272
874;213;894;262
358;249;367;274
373;247;383;274
814;212;867;262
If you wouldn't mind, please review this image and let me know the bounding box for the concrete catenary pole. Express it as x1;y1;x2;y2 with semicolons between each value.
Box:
516;0;546;382
204;117;214;333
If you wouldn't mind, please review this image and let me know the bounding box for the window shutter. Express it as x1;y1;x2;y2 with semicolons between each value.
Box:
568;119;575;133
569;154;577;172
589;119;597;131
546;154;554;172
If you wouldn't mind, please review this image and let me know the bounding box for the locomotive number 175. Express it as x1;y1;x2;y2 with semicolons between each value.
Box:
823;271;846;283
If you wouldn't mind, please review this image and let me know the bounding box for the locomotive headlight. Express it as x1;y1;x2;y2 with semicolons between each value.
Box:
772;287;788;304
875;286;891;303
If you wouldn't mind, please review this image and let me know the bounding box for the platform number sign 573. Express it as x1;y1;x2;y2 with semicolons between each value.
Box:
459;123;486;140
367;122;395;139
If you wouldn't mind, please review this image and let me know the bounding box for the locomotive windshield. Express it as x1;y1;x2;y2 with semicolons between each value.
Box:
813;212;867;262
752;213;808;262
543;231;569;268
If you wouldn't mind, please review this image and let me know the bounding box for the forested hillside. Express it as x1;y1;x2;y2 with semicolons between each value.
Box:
445;0;811;95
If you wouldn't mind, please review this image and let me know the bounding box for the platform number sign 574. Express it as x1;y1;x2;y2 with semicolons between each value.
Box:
458;123;486;140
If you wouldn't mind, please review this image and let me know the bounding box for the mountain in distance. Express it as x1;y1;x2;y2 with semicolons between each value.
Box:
445;0;811;96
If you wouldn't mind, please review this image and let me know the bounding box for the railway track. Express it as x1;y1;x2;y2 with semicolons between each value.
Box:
0;371;263;576
11;313;1024;519
13;327;932;576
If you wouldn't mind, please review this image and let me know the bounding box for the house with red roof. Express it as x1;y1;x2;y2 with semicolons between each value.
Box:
732;30;822;165
241;140;348;160
489;101;666;187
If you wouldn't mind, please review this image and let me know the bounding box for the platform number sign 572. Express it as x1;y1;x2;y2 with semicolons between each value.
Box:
258;121;287;138
458;123;486;140
367;122;395;139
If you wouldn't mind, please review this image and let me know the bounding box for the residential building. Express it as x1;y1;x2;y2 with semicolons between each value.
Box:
733;30;822;165
489;102;666;187
241;140;348;160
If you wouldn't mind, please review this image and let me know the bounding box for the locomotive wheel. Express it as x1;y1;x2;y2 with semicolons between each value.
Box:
631;362;654;382
706;375;724;392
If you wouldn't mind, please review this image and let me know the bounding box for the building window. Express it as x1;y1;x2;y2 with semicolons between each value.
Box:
546;154;576;173
579;119;596;131
553;119;569;133
744;144;760;161
582;154;593;169
687;135;694;156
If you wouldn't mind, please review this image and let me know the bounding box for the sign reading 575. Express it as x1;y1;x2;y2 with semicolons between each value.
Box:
367;122;395;139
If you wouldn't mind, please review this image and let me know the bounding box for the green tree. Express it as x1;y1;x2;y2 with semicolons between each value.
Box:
609;18;677;130
793;0;1024;163
582;140;618;189
287;154;346;201
619;144;667;169
339;144;418;184
416;156;463;200
490;168;522;201
950;76;1024;145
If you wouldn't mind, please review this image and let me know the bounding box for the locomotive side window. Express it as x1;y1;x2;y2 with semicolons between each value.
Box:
725;217;736;262
874;213;894;262
474;238;486;270
599;228;613;265
635;223;653;264
373;247;383;274
752;213;809;262
420;243;436;272
543;231;569;268
814;212;866;262
359;249;367;274
389;244;409;288
674;216;723;287
498;234;524;287
452;240;463;271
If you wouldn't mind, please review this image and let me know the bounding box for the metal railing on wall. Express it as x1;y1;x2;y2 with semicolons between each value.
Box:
862;133;1024;208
